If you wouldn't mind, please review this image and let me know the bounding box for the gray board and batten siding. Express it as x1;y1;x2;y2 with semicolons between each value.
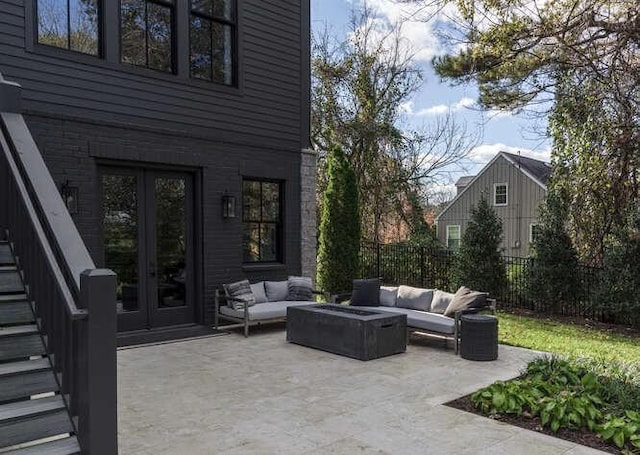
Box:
0;0;312;329
436;152;549;257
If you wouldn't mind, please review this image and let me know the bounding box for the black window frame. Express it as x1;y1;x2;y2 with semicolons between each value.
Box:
119;0;176;73
188;0;237;86
242;178;283;264
35;0;102;56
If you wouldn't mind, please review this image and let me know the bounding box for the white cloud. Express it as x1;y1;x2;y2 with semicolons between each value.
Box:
405;97;476;116
469;143;551;163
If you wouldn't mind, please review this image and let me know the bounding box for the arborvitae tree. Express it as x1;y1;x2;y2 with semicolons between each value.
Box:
527;187;581;314
316;146;360;294
454;196;506;297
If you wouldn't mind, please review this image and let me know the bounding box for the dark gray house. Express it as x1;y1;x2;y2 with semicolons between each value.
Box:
0;0;314;337
436;151;551;257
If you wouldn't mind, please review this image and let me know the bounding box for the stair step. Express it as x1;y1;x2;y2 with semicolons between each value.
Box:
0;271;23;295
0;294;28;303
0;359;57;402
0;396;73;448
0;244;14;266
0;301;35;325
0;326;45;362
5;436;80;455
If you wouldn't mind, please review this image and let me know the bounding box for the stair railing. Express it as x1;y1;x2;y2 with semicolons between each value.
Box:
0;74;117;454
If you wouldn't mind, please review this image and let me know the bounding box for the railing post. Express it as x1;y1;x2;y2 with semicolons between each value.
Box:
78;269;118;455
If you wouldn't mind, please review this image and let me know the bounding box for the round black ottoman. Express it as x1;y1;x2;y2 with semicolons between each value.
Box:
460;314;498;361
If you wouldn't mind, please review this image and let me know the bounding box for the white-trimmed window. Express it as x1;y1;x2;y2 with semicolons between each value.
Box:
446;225;461;251
494;183;508;206
530;223;541;243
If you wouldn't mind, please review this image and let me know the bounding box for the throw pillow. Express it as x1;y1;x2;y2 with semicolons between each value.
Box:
265;280;289;302
396;285;433;311
224;279;256;310
287;276;314;301
250;281;267;304
443;286;488;317
350;278;381;306
379;286;398;307
430;290;455;314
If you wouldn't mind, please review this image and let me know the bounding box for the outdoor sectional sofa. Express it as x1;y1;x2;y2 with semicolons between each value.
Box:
333;281;496;354
214;277;326;337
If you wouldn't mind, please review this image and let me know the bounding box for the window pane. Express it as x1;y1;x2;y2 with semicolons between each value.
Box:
69;0;99;54
37;0;69;49
262;182;279;222
191;0;213;15
147;2;173;72
260;224;278;261
243;181;261;221
190;16;212;80
212;0;232;20
243;223;260;262
212;23;233;85
121;0;146;66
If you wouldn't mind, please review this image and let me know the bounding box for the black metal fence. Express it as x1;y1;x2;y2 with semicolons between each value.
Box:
360;242;635;328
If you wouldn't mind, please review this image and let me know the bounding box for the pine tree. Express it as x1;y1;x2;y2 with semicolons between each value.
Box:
316;146;360;294
454;196;506;296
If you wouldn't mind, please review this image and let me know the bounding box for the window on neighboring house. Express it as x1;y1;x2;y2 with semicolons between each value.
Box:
494;183;508;206
37;0;100;55
446;225;461;251
530;223;541;243
243;179;282;263
189;0;235;85
121;0;174;72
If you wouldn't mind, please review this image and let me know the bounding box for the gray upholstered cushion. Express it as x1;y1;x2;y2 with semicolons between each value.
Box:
443;286;488;317
379;286;398;307
250;282;267;304
224;279;255;310
219;301;312;321
265;280;289;302
287;276;313;301
430;290;455;314
356;306;455;334
351;278;381;306
396;285;433;311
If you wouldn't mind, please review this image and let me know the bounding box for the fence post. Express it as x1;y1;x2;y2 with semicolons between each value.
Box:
78;269;118;455
420;246;425;287
376;243;381;279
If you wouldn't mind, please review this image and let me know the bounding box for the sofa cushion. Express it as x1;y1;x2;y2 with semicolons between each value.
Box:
287;276;314;301
443;286;488;317
356;306;455;335
219;301;312;321
430;290;455;314
396;285;433;311
351;278;380;306
379;286;398;307
224;279;255;310
250;282;267;304
265;280;289;302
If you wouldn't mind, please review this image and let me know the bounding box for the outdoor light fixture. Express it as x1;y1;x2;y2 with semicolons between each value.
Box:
60;180;79;215
222;193;236;218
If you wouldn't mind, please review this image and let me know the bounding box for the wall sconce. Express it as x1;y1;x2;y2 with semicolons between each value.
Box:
222;193;236;218
60;180;79;215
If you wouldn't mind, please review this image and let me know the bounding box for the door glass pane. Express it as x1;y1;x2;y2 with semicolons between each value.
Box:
155;177;187;308
103;174;139;313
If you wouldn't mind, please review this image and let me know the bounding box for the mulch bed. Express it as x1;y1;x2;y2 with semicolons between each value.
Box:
446;394;619;454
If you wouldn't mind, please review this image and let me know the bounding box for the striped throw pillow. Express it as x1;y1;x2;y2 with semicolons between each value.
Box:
224;279;255;310
287;276;313;301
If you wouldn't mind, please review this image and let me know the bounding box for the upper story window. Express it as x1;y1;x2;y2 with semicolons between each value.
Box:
189;0;235;85
446;225;461;251
242;179;282;263
494;183;508;206
36;0;100;55
121;0;174;72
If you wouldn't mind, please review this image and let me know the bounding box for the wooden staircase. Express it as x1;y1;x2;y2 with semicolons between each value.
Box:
0;241;80;454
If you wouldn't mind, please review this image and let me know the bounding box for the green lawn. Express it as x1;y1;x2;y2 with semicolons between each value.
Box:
498;311;640;365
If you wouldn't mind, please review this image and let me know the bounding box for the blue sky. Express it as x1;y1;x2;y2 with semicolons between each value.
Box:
311;0;552;193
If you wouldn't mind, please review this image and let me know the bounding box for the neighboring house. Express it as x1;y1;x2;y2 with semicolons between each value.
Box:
0;0;313;339
436;152;551;257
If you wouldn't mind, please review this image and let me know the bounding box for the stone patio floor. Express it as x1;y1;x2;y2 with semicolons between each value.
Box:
117;327;606;454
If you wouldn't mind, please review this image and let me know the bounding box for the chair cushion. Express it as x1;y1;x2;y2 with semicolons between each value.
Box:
351;278;380;306
379;286;398;307
396;285;433;311
287;276;313;301
443;286;488;317
430;290;455;314
265;280;289;302
219;301;312;321
355;306;455;334
250;282;267;304
224;279;255;310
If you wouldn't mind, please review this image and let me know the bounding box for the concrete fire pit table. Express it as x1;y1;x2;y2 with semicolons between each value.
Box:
286;304;407;361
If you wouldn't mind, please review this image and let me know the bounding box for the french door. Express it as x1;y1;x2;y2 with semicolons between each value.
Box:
101;168;195;332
